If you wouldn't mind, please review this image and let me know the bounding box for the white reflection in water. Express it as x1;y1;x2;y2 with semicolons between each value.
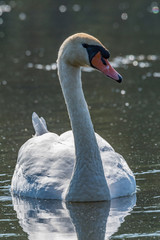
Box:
121;12;128;20
12;194;136;240
19;12;27;21
113;232;160;239
120;90;126;95
72;4;81;12
148;2;160;14
27;62;57;71
110;55;153;69
142;71;160;79
0;4;11;15
59;5;67;13
135;169;160;175
153;72;160;78
26;54;160;73
25;50;31;56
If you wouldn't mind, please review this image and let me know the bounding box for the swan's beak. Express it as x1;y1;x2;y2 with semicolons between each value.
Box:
91;52;122;83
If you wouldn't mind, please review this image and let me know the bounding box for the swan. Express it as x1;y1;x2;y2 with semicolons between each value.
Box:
11;33;136;202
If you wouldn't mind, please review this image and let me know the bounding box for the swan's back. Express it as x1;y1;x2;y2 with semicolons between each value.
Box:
11;123;135;200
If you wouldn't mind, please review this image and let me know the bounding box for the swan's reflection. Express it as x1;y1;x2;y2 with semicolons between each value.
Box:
66;201;110;240
12;194;136;240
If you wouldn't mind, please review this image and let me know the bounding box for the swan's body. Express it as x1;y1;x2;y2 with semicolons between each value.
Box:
11;33;136;201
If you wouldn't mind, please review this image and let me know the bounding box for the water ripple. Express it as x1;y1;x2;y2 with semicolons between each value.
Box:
134;169;160;176
26;54;160;73
27;62;57;71
110;54;160;69
113;231;160;239
0;4;11;15
0;196;12;202
0;233;19;238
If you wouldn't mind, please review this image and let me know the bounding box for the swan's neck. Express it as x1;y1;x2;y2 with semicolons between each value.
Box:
58;60;110;202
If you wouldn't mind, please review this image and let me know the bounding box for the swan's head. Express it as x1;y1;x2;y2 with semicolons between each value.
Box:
57;33;122;83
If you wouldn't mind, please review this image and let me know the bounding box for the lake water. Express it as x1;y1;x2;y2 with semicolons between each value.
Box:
0;0;160;239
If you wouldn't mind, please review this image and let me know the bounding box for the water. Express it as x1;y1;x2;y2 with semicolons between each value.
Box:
0;0;160;239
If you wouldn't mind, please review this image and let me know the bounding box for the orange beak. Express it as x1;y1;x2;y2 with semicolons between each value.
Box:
91;52;122;83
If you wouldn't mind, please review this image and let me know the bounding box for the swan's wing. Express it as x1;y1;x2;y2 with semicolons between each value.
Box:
95;133;114;152
95;133;136;198
40;116;47;129
101;151;136;199
11;132;75;200
32;112;49;136
59;130;75;148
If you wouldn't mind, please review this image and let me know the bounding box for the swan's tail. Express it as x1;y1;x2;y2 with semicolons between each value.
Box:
32;112;49;136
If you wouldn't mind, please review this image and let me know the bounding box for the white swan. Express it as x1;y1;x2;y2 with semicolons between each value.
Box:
11;33;136;202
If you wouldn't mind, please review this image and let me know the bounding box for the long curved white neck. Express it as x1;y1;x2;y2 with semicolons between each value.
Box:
58;60;110;202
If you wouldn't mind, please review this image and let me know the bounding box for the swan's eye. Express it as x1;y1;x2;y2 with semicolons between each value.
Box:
82;43;88;48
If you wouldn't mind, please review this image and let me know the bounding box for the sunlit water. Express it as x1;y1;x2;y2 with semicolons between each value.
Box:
0;0;160;239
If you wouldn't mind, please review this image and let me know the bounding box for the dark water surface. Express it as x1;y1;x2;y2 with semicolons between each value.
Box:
0;0;160;239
